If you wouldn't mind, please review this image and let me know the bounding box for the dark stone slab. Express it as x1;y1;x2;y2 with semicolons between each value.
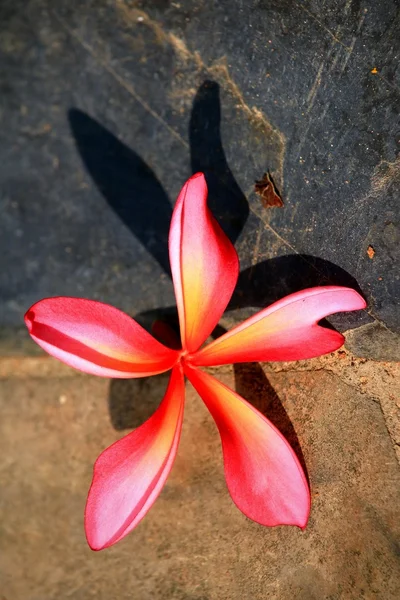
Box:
0;0;398;357
345;321;400;361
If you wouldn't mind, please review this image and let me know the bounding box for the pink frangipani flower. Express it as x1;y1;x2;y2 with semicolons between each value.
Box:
25;173;366;550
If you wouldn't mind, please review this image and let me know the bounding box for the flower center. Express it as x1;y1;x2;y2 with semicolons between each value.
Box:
179;349;188;364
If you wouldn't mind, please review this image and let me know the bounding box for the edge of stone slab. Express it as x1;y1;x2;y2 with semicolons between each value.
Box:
0;327;45;357
0;321;399;362
220;313;400;362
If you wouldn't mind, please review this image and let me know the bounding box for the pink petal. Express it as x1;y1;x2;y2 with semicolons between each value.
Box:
24;297;179;378
185;365;310;528
85;365;185;550
190;286;366;366
169;173;239;353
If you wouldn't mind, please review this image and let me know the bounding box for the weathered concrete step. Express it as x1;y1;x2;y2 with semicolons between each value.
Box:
1;362;399;599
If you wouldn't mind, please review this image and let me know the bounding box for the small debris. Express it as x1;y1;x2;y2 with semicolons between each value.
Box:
20;123;52;137
367;245;375;259
59;395;67;405
254;172;283;208
371;67;378;74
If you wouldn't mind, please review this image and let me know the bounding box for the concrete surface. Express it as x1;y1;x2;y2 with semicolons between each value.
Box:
1;351;399;599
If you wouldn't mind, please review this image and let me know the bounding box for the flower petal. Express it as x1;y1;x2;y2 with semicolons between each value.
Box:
185;365;310;528
169;173;239;353
191;286;366;366
24;297;179;378
85;365;185;550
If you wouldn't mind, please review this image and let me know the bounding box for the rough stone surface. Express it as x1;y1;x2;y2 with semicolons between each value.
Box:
1;356;399;599
0;0;399;359
344;321;400;362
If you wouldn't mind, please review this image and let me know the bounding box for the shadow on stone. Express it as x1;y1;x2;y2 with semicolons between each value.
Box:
109;372;170;431
190;80;249;243
68;87;366;324
68;108;173;276
230;254;369;330
233;362;310;484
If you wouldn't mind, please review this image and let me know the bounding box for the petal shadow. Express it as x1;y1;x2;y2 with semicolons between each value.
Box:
108;372;171;431
190;80;249;244
212;324;309;483
68;108;172;276
233;362;310;485
229;254;369;329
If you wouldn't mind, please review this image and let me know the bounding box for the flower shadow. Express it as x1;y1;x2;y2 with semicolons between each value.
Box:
190;80;249;243
108;373;170;431
68;108;172;276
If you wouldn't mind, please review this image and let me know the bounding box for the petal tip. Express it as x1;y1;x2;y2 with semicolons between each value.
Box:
85;534;112;552
184;172;207;198
84;484;124;552
297;510;310;531
84;520;112;552
24;309;35;333
345;288;367;310
188;171;205;181
85;535;104;552
275;502;310;531
298;518;309;531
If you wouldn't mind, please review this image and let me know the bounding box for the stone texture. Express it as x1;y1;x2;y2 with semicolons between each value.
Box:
264;348;400;464
1;356;399;599
0;0;399;359
344;322;400;362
